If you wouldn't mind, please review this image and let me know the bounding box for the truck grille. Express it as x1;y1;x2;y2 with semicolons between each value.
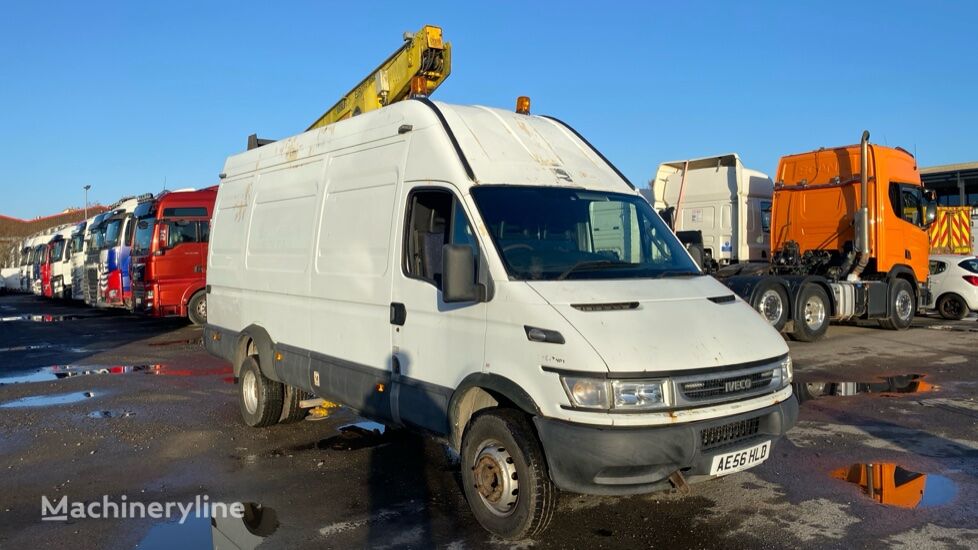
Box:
85;269;98;302
679;369;775;401
701;417;760;450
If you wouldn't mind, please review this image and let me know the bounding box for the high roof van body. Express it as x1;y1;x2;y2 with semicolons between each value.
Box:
204;99;797;538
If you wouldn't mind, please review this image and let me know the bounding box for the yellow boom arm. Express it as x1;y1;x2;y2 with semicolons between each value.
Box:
306;25;451;131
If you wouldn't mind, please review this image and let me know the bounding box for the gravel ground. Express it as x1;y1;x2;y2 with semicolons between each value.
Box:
0;293;976;549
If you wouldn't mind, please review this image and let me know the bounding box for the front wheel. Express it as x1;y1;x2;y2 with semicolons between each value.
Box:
878;279;916;330
461;409;556;540
936;293;968;321
790;284;830;342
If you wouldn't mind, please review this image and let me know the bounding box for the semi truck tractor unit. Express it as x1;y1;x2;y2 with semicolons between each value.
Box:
69;220;90;301
83;211;112;306
84;196;145;308
42;226;74;299
718;132;937;341
130;186;217;324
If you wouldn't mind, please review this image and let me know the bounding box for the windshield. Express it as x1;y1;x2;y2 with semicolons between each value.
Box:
71;234;85;255
470;186;700;281
133;219;156;254
50;240;65;262
959;258;978;274
104;219;123;248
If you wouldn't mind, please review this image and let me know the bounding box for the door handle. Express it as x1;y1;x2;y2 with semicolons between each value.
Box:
390;302;407;326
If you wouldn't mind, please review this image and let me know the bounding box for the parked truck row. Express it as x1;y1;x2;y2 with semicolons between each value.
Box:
8;187;217;325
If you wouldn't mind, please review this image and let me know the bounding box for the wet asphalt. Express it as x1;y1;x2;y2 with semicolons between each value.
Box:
0;293;976;549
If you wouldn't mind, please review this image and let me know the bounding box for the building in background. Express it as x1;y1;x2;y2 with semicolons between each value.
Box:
0;207;107;268
921;162;978;209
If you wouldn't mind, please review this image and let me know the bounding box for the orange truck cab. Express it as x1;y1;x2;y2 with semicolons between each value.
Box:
719;132;937;341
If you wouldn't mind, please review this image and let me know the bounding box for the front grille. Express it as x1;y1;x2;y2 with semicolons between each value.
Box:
85;269;98;302
680;369;775;401
701;417;760;450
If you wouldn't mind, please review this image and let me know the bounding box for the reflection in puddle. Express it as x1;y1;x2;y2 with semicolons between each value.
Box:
138;502;278;550
276;422;390;456
0;391;95;408
796;374;933;401
0;364;232;385
88;409;135;419
831;463;958;509
0;314;91;322
0;343;58;353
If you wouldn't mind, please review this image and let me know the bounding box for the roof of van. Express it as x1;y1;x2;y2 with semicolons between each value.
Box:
223;100;633;193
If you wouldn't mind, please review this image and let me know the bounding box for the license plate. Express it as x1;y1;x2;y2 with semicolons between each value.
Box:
709;440;771;476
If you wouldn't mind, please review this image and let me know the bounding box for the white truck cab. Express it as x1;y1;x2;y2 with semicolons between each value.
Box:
204;100;797;539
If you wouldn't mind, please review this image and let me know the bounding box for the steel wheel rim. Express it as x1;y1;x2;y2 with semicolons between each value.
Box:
804;296;826;329
196;296;207;321
896;289;914;321
472;439;519;517
758;289;784;324
242;369;259;414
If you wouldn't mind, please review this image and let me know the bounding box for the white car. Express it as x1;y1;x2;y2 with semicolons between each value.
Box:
927;254;978;319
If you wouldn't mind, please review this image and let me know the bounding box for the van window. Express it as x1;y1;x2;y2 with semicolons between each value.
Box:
404;190;477;288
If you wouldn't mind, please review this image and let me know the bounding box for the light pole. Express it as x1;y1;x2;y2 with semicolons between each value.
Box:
83;185;91;219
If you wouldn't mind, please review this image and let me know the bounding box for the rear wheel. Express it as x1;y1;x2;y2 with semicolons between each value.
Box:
188;291;206;325
936;293;968;321
752;283;789;332
790;284;830;342
878;279;916;330
238;356;283;427
461;409;556;540
279;385;310;423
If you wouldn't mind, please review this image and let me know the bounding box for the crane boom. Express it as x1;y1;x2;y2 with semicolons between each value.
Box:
306;25;451;131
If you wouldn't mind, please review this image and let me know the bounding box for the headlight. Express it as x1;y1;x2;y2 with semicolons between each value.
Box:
560;377;610;409
779;356;793;386
560;376;671;410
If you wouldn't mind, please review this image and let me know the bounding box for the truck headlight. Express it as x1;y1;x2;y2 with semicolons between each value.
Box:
779;356;793;387
559;376;671;410
612;380;669;409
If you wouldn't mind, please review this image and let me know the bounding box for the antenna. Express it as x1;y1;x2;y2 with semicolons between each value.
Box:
163;176;167;192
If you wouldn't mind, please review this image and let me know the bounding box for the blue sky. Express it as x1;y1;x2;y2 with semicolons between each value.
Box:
1;1;976;218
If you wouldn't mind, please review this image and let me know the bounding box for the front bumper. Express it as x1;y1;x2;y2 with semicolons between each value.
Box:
533;396;798;495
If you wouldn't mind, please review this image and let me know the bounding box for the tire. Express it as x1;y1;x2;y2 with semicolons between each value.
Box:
279;385;310;424
936;293;968;321
790;283;830;342
187;291;207;325
460;409;557;540
238;356;284;428
751;283;789;332
878;278;916;330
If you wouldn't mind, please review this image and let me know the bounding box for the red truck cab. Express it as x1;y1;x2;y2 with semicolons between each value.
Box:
130;187;217;324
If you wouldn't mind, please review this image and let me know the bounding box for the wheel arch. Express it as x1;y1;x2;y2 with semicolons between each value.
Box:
448;373;542;450
235;324;279;381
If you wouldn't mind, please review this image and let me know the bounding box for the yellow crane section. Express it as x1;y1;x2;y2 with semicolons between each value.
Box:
306;25;451;131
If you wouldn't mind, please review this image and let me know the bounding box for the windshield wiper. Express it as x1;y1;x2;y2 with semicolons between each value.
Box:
556;260;634;280
653;270;704;278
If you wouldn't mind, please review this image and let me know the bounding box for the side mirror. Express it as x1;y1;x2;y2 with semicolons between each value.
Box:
442;244;482;303
924;202;937;227
158;224;169;252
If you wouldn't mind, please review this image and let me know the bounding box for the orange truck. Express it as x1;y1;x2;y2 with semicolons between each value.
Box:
718;131;937;341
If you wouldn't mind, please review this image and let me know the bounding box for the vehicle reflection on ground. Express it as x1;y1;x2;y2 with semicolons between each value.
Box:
830;463;958;509
795;374;933;402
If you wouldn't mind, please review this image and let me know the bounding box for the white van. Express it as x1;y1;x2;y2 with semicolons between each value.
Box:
651;154;774;268
204;99;798;539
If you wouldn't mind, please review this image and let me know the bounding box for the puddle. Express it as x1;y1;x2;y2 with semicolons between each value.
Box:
0;314;91;322
275;422;390;456
830;463;958;509
149;337;203;347
921;324;978;333
0;391;95;408
795;374;933;401
0;364;232;385
0;343;58;353
138;502;277;550
88;409;135;419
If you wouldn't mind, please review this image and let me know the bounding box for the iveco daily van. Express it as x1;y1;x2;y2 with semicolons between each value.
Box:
204;99;798;539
